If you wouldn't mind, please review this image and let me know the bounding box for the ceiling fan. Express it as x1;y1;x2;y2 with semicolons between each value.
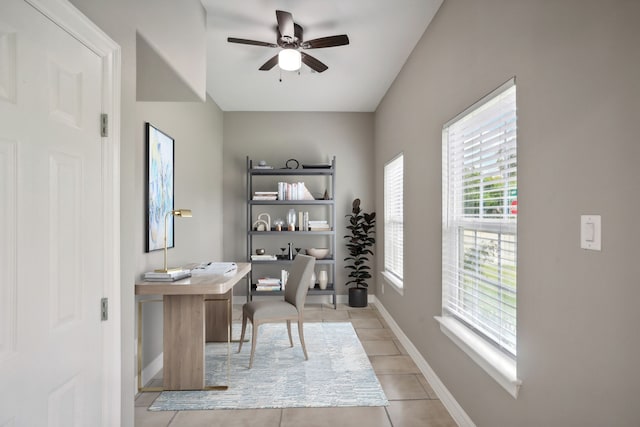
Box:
227;10;350;73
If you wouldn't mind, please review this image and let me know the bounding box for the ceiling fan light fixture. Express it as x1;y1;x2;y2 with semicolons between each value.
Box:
278;48;301;71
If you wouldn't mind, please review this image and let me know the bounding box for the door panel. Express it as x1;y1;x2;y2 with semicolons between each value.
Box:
0;0;105;425
0;138;17;364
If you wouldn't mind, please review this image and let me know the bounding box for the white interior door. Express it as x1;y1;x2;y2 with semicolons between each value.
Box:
0;0;110;425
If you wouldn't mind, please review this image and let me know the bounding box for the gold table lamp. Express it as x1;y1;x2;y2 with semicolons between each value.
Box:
156;209;192;273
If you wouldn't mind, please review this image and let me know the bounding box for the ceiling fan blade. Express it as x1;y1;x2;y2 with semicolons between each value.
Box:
301;52;328;73
228;37;277;48
276;10;294;41
294;23;303;42
301;34;350;49
259;54;279;71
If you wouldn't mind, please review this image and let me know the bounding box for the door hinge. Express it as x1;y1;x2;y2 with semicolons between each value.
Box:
101;297;108;321
100;113;108;137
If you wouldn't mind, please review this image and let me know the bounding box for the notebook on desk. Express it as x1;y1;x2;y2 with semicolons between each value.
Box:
190;262;238;277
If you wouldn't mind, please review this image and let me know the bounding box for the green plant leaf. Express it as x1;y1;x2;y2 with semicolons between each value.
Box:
344;198;376;289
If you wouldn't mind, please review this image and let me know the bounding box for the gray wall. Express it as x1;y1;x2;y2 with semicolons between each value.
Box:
136;100;224;273
135;99;224;367
222;112;375;298
374;0;640;426
67;1;215;425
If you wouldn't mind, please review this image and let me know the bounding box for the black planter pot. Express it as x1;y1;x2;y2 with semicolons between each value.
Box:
348;287;368;308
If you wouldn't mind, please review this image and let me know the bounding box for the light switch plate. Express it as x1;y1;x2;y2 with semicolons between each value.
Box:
580;215;601;251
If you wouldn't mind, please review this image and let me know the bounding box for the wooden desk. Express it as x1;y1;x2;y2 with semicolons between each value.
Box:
135;262;250;391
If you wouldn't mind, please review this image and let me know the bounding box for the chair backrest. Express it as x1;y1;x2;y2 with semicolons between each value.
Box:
284;254;315;310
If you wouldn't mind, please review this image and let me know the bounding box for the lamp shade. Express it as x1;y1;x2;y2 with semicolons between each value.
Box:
173;209;192;218
278;49;301;71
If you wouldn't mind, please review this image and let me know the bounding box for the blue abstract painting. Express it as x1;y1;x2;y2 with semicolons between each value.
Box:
146;123;174;252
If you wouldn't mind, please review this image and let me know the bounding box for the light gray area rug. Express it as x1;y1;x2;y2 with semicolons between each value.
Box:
149;322;388;410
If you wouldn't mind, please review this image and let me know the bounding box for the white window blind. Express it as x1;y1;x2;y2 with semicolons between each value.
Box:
442;80;517;356
384;154;404;286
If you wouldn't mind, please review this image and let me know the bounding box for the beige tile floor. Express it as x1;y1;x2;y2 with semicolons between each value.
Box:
135;303;457;427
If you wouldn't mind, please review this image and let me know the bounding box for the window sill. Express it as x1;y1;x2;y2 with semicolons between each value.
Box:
435;316;521;398
381;271;403;295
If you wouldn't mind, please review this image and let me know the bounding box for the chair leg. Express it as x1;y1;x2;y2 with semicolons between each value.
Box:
249;321;259;369
238;312;248;353
286;320;293;347
297;319;308;360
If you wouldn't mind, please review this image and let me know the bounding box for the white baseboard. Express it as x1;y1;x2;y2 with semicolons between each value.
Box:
372;297;476;427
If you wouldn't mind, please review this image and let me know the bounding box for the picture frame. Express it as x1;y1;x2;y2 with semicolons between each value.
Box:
145;122;175;252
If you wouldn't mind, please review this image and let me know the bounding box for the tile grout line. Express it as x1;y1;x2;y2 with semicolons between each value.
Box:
166;410;179;427
384;405;395;427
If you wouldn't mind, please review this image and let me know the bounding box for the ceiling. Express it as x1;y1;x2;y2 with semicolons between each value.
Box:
202;0;443;112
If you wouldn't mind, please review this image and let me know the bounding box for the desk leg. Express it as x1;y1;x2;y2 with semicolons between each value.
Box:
203;297;231;390
163;294;205;390
206;298;231;390
205;290;232;342
137;299;163;393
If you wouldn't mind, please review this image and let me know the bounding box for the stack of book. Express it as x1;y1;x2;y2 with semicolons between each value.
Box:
143;269;191;282
297;211;310;231
256;277;281;291
250;254;277;261
308;220;331;231
252;191;278;201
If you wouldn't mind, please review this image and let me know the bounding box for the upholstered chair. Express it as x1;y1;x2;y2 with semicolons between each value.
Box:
238;254;315;368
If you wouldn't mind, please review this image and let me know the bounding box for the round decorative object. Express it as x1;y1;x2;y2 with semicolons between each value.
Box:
285;158;299;169
255;248;265;255
306;248;329;259
252;219;269;231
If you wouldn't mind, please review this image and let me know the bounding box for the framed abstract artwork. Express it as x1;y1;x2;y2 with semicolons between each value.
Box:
145;122;175;252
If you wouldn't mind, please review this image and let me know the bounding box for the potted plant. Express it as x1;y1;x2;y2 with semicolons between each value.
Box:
344;198;376;307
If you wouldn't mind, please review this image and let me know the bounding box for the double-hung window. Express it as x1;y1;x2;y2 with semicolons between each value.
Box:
382;153;404;292
440;79;520;397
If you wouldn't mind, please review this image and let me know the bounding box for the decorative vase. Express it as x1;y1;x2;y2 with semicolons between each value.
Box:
309;271;316;289
318;270;328;290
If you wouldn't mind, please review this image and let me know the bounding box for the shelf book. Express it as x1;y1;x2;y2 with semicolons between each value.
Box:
255;286;281;291
252;191;278;201
308;220;331;231
251;254;277;261
277;182;314;201
256;277;281;291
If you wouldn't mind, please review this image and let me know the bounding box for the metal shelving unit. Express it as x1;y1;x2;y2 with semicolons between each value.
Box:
246;156;337;308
